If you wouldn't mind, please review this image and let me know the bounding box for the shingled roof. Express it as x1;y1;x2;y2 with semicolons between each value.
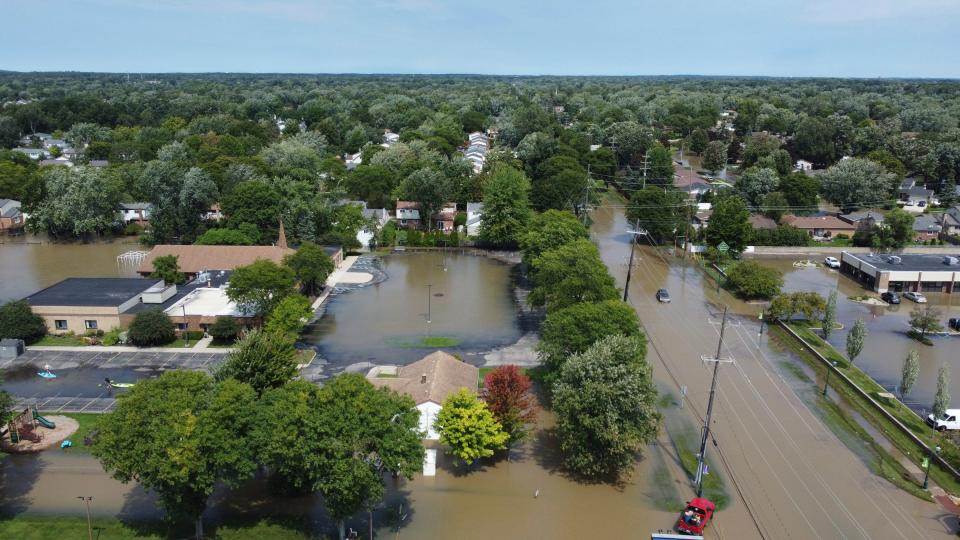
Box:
370;351;478;405
137;245;295;274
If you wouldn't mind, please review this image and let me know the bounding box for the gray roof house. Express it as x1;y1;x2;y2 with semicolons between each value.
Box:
940;207;960;236
913;215;943;238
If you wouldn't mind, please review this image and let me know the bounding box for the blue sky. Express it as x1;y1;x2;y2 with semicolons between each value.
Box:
3;0;959;77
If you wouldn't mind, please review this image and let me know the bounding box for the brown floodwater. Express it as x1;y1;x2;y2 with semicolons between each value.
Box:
0;234;139;302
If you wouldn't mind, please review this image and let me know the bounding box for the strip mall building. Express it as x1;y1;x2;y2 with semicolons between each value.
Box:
840;251;960;293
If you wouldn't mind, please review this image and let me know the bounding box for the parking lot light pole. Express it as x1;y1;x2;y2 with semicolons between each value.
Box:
823;361;838;397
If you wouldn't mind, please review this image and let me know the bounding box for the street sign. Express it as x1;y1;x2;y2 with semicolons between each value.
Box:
717;241;729;253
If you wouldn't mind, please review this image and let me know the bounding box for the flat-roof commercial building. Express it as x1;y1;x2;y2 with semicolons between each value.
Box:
23;278;172;334
840;251;960;294
136;244;343;279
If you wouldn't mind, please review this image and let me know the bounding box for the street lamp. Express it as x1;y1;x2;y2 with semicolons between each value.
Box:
923;445;942;489
822;361;838;397
77;496;93;540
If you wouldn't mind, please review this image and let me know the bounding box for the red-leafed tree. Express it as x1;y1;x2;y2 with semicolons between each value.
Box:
483;365;537;444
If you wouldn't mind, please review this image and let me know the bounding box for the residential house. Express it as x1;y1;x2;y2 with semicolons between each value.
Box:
432;203;458;232
383;131;400;146
0;199;24;232
913;215;943;242
693;209;713;229
12;147;45;160
466;202;483;236
781;215;857;240
838;211;884;234
940;207;960;237
204;203;224;221
344;151;363;171
794;159;813;171
900;186;935;209
120;203;153;224
367;351;479;440
39;157;73;167
396;201;422;229
340;200;389;248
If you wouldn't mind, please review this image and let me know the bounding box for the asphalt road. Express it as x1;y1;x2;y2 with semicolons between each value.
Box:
591;203;958;539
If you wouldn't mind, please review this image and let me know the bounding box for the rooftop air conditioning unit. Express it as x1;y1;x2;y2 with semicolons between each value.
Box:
888;255;902;264
944;256;960;266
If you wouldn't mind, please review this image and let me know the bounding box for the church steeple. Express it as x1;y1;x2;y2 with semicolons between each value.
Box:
277;217;288;249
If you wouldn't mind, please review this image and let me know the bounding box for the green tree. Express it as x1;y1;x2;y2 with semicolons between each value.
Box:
222;180;282;243
519;210;589;263
127;309;176;346
884;208;915;248
479;165;532;248
215;329;298;397
149;254;186;285
227;259;296;316
625;187;687;243
934;364;951;420
725;261;783;300
846;318;867;364
648;143;674;184
482;365;537;445
530;156;588;212
398;168;450;231
795;116;836;165
194;228;254;245
528;239;619;310
253;376;424;540
688;129;708;155
0;300;46;343
208;316;240;343
435;388;509;465
768;292;826;321
25;166;121;237
819;158;897;211
264;295;313;336
552;335;661;479
538;300;642;373
705;195;752;252
736;167;780;207
821;290;838;340
92;372;257;539
702;140;728;174
910;307;944;338
779;173;820;213
900;350;919;399
761;191;789;222
345;165;398;210
283;241;336;297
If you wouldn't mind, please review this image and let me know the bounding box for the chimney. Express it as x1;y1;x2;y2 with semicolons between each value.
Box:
421;374;427;384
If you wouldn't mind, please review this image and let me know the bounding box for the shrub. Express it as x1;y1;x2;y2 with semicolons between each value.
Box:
725;261;784;300
0;300;47;343
102;327;123;346
123;222;145;236
127;310;176;346
209;316;240;342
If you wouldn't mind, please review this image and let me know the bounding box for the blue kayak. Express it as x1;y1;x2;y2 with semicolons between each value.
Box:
37;371;57;379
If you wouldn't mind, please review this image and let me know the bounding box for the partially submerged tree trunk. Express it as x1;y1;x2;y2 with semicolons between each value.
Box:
195;516;204;540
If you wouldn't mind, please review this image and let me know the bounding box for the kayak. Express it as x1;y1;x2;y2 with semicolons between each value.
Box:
37;371;57;379
110;382;135;388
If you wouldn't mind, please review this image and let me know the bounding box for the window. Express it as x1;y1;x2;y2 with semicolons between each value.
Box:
55;320;68;330
84;320;98;330
400;219;407;225
177;323;188;331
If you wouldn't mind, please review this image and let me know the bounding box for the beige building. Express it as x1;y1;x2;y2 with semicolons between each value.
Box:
23;278;170;334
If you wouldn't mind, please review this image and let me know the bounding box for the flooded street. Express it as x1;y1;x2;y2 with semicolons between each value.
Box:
0;235;139;302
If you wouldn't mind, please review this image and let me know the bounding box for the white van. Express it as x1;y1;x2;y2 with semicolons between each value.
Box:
927;409;960;431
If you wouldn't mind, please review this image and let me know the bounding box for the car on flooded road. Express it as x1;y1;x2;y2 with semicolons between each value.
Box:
676;497;715;536
903;291;928;303
881;291;901;304
656;289;671;303
824;256;840;268
927;409;960;431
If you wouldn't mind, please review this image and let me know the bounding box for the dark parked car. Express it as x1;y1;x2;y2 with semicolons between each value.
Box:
949;318;960;331
881;291;901;304
656;289;671;303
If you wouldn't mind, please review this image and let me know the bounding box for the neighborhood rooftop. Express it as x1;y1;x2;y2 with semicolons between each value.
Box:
137;245;296;274
369;351;478;405
842;251;960;272
23;278;161;307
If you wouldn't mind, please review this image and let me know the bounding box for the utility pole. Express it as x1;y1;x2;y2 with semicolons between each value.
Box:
425;284;432;325
77;496;93;540
696;307;734;497
623;220;640;302
639;152;650;189
683;204;693;260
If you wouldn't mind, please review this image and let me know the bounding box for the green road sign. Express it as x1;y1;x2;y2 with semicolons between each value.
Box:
717;241;729;253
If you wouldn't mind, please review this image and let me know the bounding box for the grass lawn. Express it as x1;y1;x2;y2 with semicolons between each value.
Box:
0;515;317;540
390;336;462;348
59;413;103;453
820;237;852;247
775;323;960;495
33;334;86;346
159;338;195;349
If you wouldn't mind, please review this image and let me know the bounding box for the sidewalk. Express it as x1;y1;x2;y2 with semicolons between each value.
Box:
27;344;231;353
311;255;374;309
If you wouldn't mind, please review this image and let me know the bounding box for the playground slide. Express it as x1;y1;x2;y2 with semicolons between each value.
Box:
32;410;56;429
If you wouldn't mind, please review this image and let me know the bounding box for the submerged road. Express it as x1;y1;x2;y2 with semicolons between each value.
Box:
591;202;957;539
